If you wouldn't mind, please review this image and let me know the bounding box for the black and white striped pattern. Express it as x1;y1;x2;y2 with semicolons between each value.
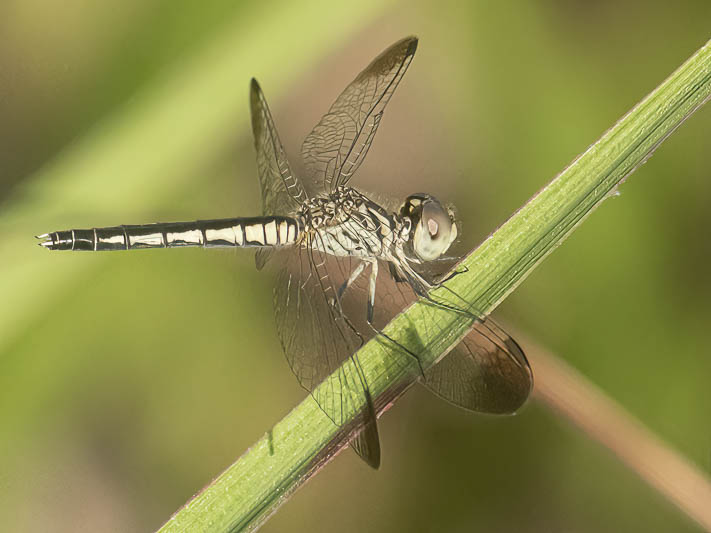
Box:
38;216;300;251
299;187;404;260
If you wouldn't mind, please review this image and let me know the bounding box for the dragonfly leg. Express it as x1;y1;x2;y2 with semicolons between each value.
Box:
389;254;505;362
338;261;367;300
367;323;426;378
400;258;483;320
367;260;377;324
438;264;469;284
364;260;425;378
336;258;426;378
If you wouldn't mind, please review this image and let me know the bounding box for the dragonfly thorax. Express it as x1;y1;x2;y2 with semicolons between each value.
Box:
298;187;407;260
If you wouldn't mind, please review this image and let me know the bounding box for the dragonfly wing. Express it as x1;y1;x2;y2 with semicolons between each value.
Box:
349;390;381;469
370;266;533;414
301;37;417;192
274;244;381;468
421;319;533;414
250;78;307;270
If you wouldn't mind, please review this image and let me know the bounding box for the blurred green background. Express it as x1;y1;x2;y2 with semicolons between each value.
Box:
2;1;711;531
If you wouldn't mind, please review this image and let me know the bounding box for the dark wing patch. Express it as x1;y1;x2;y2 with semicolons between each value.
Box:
370;264;533;414
421;320;533;414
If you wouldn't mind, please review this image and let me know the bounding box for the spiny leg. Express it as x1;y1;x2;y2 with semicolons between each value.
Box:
338;261;367;301
367;260;377;324
410;275;515;357
395;252;482;321
334;259;426;377
438;264;469;284
388;254;511;359
363;260;425;377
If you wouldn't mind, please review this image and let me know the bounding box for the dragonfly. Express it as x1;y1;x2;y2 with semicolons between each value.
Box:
37;36;532;469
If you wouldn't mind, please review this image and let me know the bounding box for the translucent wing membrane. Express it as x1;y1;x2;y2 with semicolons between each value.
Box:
371;265;533;414
422;321;533;414
274;234;531;467
301;37;418;193
251;37;530;468
274;245;381;468
44;37;530;470
250;79;307;269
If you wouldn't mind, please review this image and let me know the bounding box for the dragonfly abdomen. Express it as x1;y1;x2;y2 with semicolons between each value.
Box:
38;216;300;251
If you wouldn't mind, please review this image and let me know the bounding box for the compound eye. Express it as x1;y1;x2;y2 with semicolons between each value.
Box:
413;201;457;261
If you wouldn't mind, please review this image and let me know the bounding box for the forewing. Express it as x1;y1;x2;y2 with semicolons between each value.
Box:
250;78;307;269
301;37;417;192
274;243;381;468
422;320;533;414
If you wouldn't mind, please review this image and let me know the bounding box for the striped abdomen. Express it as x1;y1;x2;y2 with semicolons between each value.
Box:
38;216;300;251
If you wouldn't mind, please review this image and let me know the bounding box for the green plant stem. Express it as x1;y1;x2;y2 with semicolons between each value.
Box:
159;39;711;533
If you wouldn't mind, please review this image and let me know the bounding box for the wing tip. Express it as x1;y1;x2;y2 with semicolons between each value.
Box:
249;78;264;138
404;35;418;57
352;424;381;469
250;77;261;101
366;451;381;470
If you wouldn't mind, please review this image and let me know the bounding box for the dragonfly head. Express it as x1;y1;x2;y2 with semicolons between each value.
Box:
400;193;458;262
